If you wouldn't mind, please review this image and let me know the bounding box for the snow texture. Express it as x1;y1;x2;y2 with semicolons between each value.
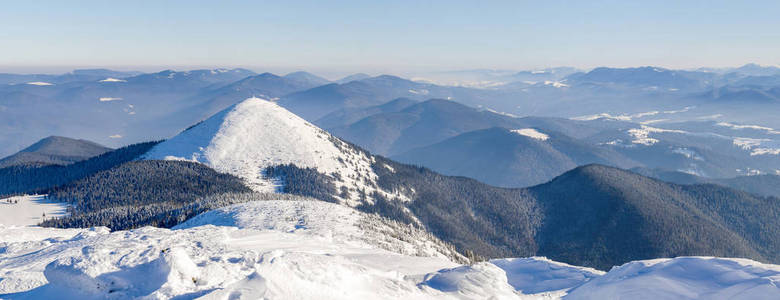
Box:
1;200;778;299
566;257;780;300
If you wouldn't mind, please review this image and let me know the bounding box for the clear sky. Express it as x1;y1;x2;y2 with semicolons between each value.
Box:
1;0;779;75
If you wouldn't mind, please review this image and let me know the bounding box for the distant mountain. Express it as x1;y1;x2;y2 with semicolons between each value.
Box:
314;97;418;129
632;167;780;198
0;136;111;168
278;75;491;121
564;66;712;90
731;63;780;77
0;69;141;85
328;99;522;155
283;71;331;86
278;75;431;121
0;68;259;156
71;68;144;78
700;86;780;102
326;98;634;157
175;72;327;121
732;74;780;87
0;141;158;197
392;127;638;187
509;67;580;82
335;73;371;84
123;69;256;89
582;120;780;178
206;72;320;98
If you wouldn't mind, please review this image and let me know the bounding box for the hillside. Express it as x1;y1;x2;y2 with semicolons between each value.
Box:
633;167;780;198
315;97;418;129
0;136;111;168
0;141;158;197
329;99;522;155
530;164;780;269
392;127;638;187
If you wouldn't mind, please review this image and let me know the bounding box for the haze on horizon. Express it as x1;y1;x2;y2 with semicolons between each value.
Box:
1;0;779;76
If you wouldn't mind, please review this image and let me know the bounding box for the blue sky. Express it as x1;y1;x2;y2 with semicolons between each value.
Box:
1;0;779;75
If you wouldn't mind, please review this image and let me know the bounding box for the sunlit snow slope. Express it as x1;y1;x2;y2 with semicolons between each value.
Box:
143;97;401;205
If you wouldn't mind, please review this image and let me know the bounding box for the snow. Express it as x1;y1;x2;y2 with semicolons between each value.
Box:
698;114;723;120
565;257;780;300
175;200;464;262
491;257;603;296
543;81;569;88
672;148;704;161
408;89;430;95
736;168;763;176
143;97;408;206
733;137;768;150
485;108;519;118
628;126;687;145
0;200;462;299
731;138;780;155
2;200;779;299
0;195;69;226
25;82;53;86
573;108;690;122
632;111;659;118
640;119;669;125
572;113;632;121
98;97;122;102
108;134;122;139
717;122;780;135
512;128;550;141
420;262;520;298
98;78;126;82
751;148;780;156
662;106;693;114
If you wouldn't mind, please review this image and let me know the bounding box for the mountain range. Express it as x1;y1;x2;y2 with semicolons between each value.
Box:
4;97;777;272
2;65;780;298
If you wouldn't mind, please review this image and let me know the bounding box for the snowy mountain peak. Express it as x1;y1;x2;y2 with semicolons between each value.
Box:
143;97;400;206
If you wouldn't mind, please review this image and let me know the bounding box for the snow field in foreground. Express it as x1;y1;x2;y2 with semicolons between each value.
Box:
1;200;778;299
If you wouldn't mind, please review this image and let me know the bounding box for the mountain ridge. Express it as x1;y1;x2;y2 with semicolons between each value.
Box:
0;136;111;168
